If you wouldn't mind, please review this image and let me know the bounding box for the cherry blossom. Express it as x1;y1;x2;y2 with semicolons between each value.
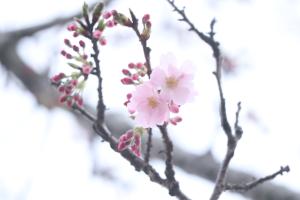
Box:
150;54;196;105
127;82;169;128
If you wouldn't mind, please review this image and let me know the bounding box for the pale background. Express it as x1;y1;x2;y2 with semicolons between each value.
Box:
0;0;300;199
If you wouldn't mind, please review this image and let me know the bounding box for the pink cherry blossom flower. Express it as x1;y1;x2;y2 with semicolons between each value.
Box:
150;54;196;105
127;82;169;128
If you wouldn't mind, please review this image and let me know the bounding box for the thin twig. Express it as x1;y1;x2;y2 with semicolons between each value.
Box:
129;9;152;76
224;166;290;191
144;128;153;164
158;125;190;200
85;24;106;124
234;102;243;139
72;104;96;122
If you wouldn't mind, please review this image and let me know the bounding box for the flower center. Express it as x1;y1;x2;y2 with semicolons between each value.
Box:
165;76;178;89
147;96;158;108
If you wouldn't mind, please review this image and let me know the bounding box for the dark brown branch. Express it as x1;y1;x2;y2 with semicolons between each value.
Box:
165;1;290;200
129;9;152;76
234;102;243;139
144;128;153;164
158;125;189;200
224;166;290;192
72;104;96;122
91;37;106;124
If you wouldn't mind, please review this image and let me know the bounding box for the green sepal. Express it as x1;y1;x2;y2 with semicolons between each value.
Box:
92;2;104;24
68;62;80;69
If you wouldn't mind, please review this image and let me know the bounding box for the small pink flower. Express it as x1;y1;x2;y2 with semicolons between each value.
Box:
82;65;92;75
127;82;169;128
150;54;196;105
93;30;102;39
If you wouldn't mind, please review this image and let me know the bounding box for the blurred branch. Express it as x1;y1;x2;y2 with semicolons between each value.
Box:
224;166;290;192
0;1;298;200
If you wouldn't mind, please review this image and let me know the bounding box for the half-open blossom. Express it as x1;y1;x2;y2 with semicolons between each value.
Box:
150;54;196;105
117;129;142;157
127;82;169;128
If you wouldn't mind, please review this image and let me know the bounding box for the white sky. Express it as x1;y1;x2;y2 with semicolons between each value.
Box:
1;0;300;199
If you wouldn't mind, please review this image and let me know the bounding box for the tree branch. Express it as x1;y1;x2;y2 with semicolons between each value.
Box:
129;9;152;76
165;1;290;200
224;166;290;192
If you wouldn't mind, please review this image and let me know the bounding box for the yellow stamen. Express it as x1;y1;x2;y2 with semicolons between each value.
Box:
147;96;158;108
166;76;178;89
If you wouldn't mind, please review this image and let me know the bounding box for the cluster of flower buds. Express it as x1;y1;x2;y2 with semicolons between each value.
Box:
66;3;118;46
117;128;144;157
141;14;151;41
121;62;147;85
61;37;94;79
51;72;85;107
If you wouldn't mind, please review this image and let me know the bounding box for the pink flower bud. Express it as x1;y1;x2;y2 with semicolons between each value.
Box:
72;45;79;52
64;39;71;46
82;65;92;75
126;93;132;100
103;11;112;19
121;77;133;85
169;101;180;113
58;73;66;79
136;62;144;69
66;53;73;59
93;30;102;39
82;54;88;60
106;20;115;28
67;24;77;31
58;85;65;93
170;116;182;125
67;99;73;107
59;95;68;103
74;94;83;107
117;130;134;151
51;73;65;83
79;40;85;48
128;62;135;69
70;79;78;86
131;73;139;81
61;50;67;56
99;38;107;46
142;14;150;23
122;69;130;75
73;32;79;37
